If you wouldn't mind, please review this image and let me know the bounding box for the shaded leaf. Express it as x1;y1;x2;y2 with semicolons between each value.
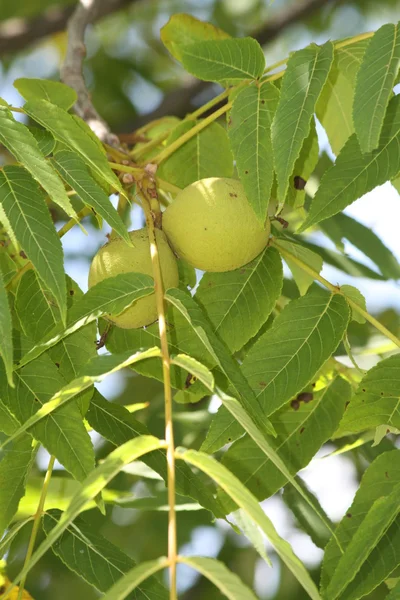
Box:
53;150;129;243
43;510;168;599
159;120;233;189
28;127;55;156
0;166;66;322
341;284;367;324
0;106;77;220
87;390;223;517
102;559;169;600
272;42;333;202
5;436;164;595
336;354;400;435
180;38;265;86
17;272;154;369
24;99;123;194
219;377;350;512
195;247;283;352
0;351;95;482
228;82;279;222
353;23;400;152
165;287;275;438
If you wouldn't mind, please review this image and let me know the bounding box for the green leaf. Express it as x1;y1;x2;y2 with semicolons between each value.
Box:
321;451;400;600
228;82;279;222
242;287;350;416
0;434;35;536
15;271;96;413
23;99;123;195
28;126;55;156
316;41;368;155
87;390;223;517
336;354;400;436
165;288;276;438
177;258;196;289
324;483;400;600
324;212;400;280
0;269;13;385
177;556;258;600
195;247;283;353
300;94;400;231
0;518;33;558
104;303;216;391
159;120;233;189
52;150;129;243
283;479;334;549
203;287;349;451
0;107;77;221
219;377;350;512
171;354;215;390
161;13;230;62
43;510;168;599
16;272;154;369
0;166;67;323
179;448;321;600
272;42;333;202
277;240;322;296
180;38;265;86
283;119;320;209
388;580;400;599
102;558;169;600
232;509;271;565
5;435;164;596
341;284;367;324
14;78;77;110
353;23;400;153
0;351;95;482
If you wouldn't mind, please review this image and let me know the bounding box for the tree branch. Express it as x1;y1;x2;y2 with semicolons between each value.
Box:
0;0;136;58
61;0;124;146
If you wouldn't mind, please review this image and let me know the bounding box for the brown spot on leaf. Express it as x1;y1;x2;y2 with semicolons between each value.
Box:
291;399;300;411
69;289;75;296
19;250;27;259
300;427;305;434
245;170;249;174
294;175;307;190
346;513;352;518
297;392;313;403
229;192;238;197
259;381;267;388
385;471;389;478
55;362;60;368
261;99;265;104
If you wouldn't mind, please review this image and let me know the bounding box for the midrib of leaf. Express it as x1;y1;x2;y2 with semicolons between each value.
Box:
214;250;265;334
252;294;336;402
237;383;331;489
16;370;88;475
2;169;65;319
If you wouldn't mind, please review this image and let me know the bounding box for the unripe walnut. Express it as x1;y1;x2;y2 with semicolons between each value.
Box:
163;177;270;272
88;228;178;329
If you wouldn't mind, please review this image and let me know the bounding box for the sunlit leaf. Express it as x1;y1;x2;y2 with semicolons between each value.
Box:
0;166;67;323
272;42;333;202
228;82;279;222
195;247;283;352
14;78;77;110
0;269;13;385
353;23;400;152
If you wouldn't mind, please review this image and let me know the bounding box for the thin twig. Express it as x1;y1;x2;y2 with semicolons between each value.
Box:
60;0;120;147
272;238;400;349
16;456;56;600
138;187;177;600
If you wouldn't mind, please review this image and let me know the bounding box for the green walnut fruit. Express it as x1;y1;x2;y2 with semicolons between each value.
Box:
162;177;270;272
88;228;179;329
